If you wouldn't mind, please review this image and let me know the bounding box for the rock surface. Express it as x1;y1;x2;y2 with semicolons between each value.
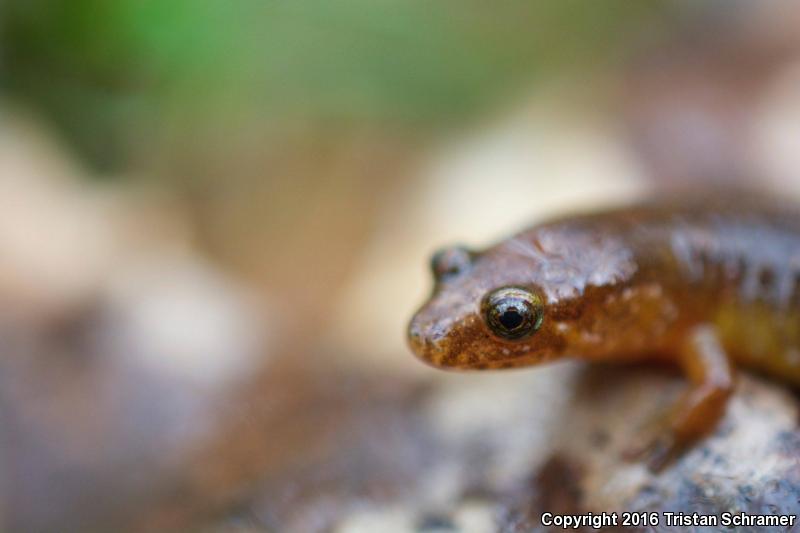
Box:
136;361;800;532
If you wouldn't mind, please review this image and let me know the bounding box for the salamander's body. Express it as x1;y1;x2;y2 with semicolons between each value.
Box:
407;197;800;467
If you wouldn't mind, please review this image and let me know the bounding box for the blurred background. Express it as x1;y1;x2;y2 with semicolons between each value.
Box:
3;1;800;531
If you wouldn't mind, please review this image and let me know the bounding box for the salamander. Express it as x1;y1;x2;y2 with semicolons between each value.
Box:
407;196;800;468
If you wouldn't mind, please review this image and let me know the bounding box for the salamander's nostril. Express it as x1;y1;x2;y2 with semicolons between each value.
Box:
407;321;423;346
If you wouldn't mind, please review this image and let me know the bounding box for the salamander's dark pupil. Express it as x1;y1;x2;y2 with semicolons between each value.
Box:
499;308;524;330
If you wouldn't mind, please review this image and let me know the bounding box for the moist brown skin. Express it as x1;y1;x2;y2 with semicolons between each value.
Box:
407;197;800;469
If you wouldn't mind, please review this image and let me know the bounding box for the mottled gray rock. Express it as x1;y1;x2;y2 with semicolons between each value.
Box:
161;362;800;532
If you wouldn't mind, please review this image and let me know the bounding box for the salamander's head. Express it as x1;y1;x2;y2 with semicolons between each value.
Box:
407;230;637;369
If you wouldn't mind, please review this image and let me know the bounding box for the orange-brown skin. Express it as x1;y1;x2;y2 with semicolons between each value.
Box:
407;197;800;468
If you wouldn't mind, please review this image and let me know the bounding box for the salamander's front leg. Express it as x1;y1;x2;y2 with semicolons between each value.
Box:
644;324;736;471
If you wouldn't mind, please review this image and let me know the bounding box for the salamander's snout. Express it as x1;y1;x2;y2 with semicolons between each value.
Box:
406;311;452;368
408;245;482;368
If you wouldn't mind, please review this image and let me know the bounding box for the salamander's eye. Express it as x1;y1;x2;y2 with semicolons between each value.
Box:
482;286;543;340
430;245;474;282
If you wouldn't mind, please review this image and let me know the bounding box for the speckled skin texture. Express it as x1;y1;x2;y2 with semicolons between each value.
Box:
408;197;800;464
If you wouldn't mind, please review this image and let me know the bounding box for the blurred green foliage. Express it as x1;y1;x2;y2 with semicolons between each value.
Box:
1;0;669;173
